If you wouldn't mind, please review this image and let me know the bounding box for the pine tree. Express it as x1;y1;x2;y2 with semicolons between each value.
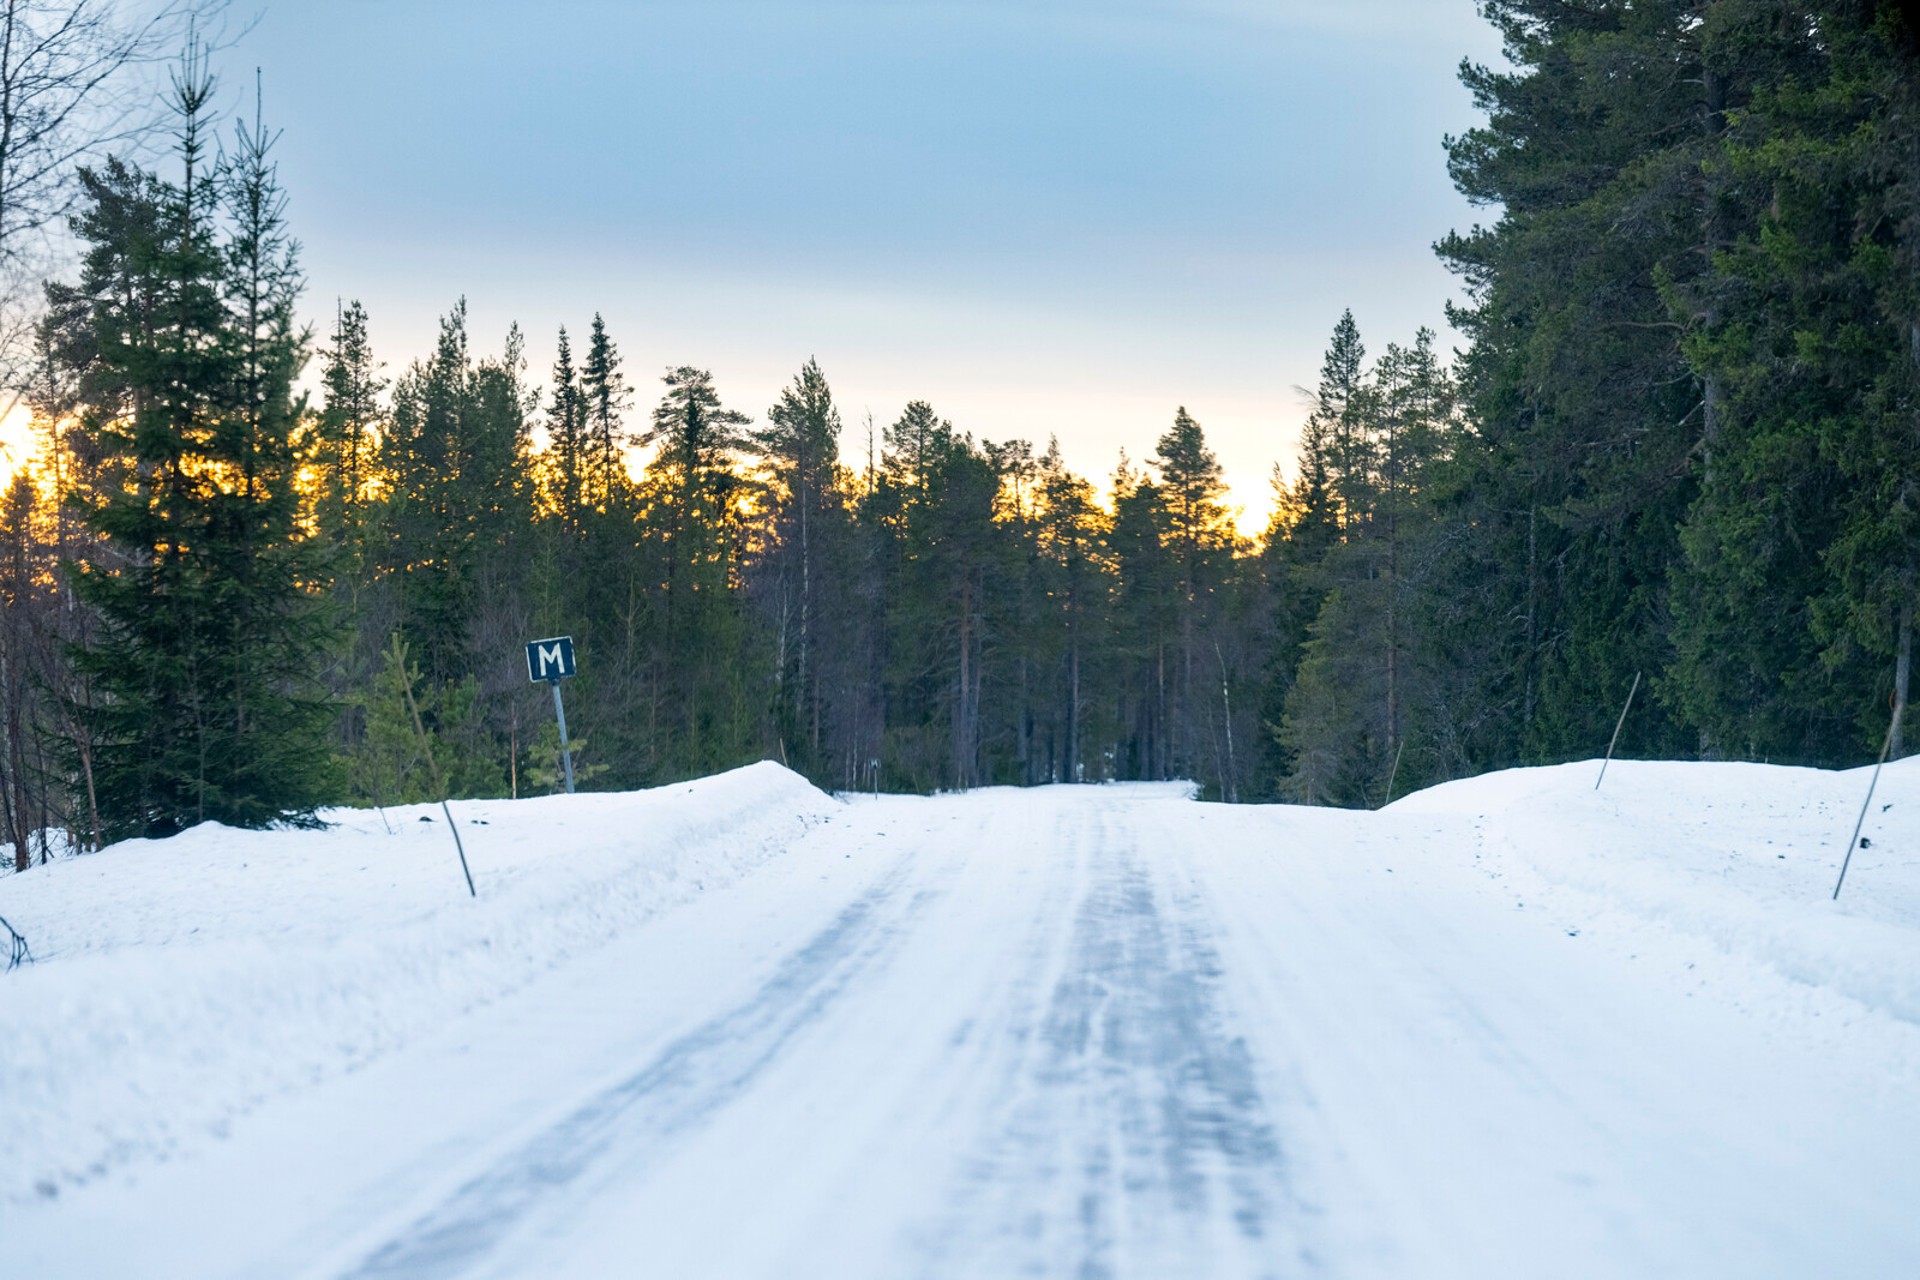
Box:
1151;407;1238;792
1033;438;1110;783
348;633;497;805
882;400;943;497
867;402;1000;790
630;366;764;779
1107;451;1176;780
753;357;843;767
640;366;750;491
0;472;58;867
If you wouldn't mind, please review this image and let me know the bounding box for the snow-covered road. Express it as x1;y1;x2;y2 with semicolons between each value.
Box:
6;771;1920;1278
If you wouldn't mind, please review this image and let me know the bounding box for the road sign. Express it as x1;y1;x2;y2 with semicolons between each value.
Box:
526;635;577;683
525;636;579;794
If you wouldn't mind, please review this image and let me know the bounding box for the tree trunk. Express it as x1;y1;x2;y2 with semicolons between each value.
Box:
1066;601;1081;783
1217;643;1237;803
1156;643;1168;779
1524;501;1538;729
799;453;815;756
956;575;973;790
1701;56;1727;478
1386;474;1398;755
1894;601;1912;760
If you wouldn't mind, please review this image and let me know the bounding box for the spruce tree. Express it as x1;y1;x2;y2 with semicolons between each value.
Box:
1436;0;1712;768
581;313;630;508
545;325;585;527
1312;310;1373;529
379;301;535;689
1791;2;1920;758
313;298;384;559
63;57;337;838
1151;408;1237;791
1663;4;1868;761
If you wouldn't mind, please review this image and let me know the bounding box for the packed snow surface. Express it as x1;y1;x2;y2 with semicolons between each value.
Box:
2;757;1917;1278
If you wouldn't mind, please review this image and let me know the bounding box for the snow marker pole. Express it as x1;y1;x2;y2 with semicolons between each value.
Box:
440;798;475;897
0;913;30;971
390;633;477;898
1215;641;1238;804
1595;670;1641;791
1833;707;1897;901
1381;739;1405;809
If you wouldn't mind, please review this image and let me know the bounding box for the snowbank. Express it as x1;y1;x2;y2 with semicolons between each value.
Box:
0;762;836;1202
8;752;1919;1214
1391;756;1920;1026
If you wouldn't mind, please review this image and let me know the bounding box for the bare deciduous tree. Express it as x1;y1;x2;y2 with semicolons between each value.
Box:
0;0;223;390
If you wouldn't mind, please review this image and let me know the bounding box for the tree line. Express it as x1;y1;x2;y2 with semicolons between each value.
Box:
1430;0;1920;779
5;1;1920;862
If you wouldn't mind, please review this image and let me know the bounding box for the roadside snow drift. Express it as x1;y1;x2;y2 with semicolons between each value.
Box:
2;757;1918;1279
0;762;836;1202
1392;756;1920;1026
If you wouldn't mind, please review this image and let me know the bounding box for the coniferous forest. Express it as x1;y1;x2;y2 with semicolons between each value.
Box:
6;1;1920;860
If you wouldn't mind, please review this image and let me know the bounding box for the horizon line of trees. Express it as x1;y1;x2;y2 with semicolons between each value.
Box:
5;0;1920;864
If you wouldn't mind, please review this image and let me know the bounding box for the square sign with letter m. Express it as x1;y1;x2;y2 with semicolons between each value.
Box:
525;635;577;683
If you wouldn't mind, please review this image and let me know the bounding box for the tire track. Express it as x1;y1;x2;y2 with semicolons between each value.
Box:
335;852;941;1280
924;801;1314;1278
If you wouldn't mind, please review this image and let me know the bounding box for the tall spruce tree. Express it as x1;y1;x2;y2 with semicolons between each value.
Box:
61;57;336;838
379;301;535;690
581;313;630;508
313;298;384;560
1820;1;1920;758
544;325;586;528
1435;0;1714;768
1313;310;1373;529
1663;2;1870;761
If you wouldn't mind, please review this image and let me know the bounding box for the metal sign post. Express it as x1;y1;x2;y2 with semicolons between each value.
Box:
525;636;578;795
549;679;575;794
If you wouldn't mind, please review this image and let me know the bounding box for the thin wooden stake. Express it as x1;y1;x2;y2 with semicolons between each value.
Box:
438;798;474;897
1381;739;1405;809
0;912;30;970
1596;670;1642;791
1833;706;1898;902
390;635;475;898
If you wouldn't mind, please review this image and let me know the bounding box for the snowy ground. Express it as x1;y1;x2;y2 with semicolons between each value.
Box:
2;758;1917;1278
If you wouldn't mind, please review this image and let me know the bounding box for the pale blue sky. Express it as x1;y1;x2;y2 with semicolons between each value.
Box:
230;0;1503;523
